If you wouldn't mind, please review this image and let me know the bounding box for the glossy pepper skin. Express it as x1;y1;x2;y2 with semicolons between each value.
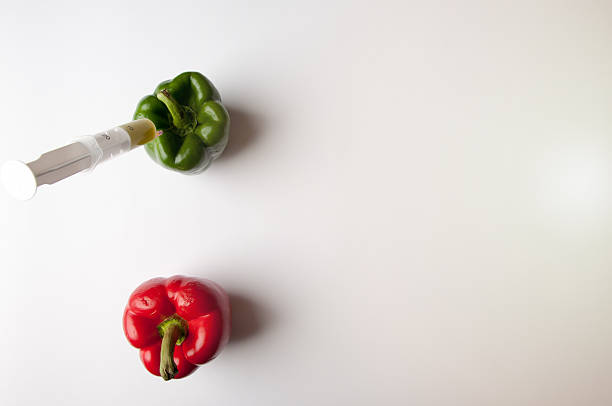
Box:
133;72;230;174
123;276;231;380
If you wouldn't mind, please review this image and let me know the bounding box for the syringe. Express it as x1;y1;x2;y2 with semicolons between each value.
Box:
1;119;157;200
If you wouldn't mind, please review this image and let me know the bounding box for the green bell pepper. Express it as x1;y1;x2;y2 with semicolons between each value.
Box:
133;72;230;174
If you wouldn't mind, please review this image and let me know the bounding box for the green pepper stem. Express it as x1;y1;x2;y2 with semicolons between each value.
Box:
159;322;182;381
157;89;187;129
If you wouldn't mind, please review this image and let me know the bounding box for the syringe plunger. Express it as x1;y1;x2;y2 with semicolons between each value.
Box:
1;118;157;200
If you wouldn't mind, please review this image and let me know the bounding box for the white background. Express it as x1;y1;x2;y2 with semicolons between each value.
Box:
0;1;611;405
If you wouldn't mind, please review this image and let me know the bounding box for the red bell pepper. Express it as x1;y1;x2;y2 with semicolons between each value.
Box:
123;276;231;380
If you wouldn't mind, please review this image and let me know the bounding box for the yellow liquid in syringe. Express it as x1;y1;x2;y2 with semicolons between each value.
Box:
119;118;158;147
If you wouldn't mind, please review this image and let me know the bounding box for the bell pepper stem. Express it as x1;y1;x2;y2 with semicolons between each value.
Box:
159;322;182;381
157;89;186;129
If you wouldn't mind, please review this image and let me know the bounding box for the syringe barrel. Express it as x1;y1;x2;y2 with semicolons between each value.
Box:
78;118;157;171
77;126;132;171
72;118;158;172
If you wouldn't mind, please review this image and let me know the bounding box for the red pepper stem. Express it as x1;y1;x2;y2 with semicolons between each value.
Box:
158;315;188;381
157;89;186;129
159;322;182;381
